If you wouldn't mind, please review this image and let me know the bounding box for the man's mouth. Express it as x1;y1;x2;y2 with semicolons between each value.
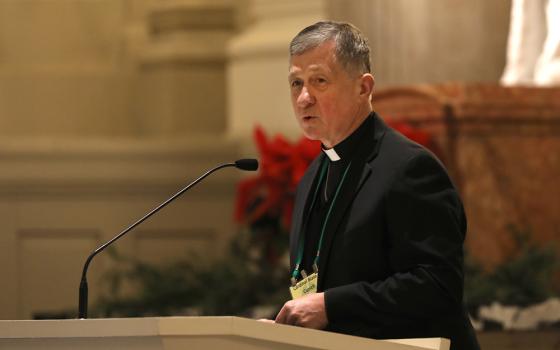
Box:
302;115;317;121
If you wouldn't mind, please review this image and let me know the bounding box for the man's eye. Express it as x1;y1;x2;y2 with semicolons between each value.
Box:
291;80;302;88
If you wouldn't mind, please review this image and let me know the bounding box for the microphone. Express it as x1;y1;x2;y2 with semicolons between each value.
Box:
78;159;258;319
235;158;258;171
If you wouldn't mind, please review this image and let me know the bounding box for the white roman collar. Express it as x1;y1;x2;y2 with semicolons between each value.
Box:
322;147;341;161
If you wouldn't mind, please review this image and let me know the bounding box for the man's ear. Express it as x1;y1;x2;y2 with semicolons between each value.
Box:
359;73;375;98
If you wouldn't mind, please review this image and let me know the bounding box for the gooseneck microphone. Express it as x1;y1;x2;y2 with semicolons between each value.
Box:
234;158;258;171
78;159;258;319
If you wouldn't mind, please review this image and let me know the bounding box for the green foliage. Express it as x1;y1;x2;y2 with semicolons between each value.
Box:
96;223;559;318
94;229;290;318
464;225;560;313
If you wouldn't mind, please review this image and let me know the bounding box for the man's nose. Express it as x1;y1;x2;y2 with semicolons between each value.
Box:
297;87;315;108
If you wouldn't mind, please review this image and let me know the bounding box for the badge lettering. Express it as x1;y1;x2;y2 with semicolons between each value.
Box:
289;272;318;299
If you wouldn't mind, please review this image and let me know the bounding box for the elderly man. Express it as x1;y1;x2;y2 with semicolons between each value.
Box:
273;21;480;350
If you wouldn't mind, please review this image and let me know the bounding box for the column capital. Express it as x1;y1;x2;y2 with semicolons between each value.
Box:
140;0;237;66
229;0;326;60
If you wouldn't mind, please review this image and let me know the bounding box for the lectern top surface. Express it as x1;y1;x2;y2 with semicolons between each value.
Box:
0;316;449;350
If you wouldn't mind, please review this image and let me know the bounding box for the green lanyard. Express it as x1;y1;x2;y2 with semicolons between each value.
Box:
291;158;352;282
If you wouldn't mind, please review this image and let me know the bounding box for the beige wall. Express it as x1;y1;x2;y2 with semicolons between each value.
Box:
0;0;512;320
0;137;241;319
0;0;131;137
0;0;240;320
0;0;237;138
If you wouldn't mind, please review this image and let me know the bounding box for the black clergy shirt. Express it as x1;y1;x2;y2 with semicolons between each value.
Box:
300;114;374;276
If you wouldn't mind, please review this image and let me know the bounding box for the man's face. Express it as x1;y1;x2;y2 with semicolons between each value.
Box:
288;40;367;147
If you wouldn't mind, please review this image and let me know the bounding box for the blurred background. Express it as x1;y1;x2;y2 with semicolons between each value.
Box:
0;0;559;347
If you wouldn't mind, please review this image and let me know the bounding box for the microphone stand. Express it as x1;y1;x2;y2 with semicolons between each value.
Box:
78;162;242;319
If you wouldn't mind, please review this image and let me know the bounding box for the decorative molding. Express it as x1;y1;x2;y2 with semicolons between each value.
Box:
0;138;242;197
229;0;326;60
16;228;101;239
140;0;236;66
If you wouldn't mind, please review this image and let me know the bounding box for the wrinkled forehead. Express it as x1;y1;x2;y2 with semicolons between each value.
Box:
288;42;339;76
288;64;332;81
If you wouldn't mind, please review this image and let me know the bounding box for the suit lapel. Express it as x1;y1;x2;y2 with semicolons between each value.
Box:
317;113;388;289
289;154;325;269
356;114;388;189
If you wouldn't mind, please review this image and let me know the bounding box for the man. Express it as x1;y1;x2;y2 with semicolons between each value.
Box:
273;21;480;350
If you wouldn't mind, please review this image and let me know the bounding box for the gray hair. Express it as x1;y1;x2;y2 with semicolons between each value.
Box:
289;21;371;75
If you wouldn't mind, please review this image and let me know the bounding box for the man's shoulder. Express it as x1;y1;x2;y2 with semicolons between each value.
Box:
373;124;453;188
375;125;437;165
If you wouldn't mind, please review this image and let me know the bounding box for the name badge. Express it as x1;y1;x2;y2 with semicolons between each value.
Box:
289;272;318;299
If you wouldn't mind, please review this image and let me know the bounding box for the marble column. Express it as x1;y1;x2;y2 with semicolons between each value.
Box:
227;0;327;143
134;0;236;137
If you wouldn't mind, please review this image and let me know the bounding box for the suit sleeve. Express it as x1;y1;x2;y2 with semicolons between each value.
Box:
324;151;466;326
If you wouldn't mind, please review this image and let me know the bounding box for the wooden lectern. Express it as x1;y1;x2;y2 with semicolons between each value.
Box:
0;316;450;350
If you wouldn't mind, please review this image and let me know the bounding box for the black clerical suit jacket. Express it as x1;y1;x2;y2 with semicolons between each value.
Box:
289;113;480;350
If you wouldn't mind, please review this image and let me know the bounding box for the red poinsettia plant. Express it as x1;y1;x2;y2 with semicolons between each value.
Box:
234;121;443;232
234;126;321;232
